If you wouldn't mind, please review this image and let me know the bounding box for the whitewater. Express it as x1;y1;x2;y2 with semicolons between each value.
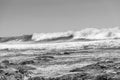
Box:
1;27;120;50
32;27;120;41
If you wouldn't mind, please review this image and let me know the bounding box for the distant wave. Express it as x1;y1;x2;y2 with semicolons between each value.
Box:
0;35;32;42
1;27;120;43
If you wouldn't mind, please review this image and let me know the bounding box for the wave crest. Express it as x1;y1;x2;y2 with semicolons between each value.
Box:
32;27;120;42
1;27;120;43
73;27;120;39
32;31;73;41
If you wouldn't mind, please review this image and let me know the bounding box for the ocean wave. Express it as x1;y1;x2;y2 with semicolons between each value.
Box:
0;35;32;42
1;27;120;43
73;27;120;40
32;31;73;42
32;27;120;42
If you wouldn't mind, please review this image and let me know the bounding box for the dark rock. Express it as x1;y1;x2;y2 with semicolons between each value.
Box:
1;60;9;65
28;76;45;80
20;60;35;65
0;70;5;74
63;52;70;55
94;74;113;80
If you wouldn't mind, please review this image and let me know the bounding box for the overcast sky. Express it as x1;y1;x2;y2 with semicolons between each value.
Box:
0;0;120;36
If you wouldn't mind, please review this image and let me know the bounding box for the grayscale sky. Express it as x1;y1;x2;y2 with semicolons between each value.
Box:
0;0;120;36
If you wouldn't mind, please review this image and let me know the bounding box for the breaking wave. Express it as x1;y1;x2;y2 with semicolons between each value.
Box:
1;27;120;43
73;27;120;40
32;31;73;42
32;27;120;42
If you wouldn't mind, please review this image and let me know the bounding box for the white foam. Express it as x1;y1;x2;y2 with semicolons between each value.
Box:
0;39;120;50
32;31;73;41
31;27;120;41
